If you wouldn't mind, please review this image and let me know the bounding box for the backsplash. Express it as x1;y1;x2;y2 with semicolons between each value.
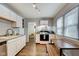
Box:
0;19;12;35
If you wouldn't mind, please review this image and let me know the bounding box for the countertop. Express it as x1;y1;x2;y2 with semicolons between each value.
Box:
0;35;25;43
55;39;79;49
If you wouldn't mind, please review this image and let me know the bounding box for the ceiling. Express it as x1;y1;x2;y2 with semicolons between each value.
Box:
3;3;66;18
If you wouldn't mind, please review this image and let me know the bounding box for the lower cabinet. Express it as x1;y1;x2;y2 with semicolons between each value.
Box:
7;35;26;56
7;38;17;56
36;34;40;43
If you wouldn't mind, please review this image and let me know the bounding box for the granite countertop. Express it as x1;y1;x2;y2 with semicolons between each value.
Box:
0;35;25;43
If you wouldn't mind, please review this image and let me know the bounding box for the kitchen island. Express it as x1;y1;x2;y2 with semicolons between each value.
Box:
0;35;26;56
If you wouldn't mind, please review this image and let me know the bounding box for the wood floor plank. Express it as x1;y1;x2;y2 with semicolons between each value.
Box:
46;44;59;56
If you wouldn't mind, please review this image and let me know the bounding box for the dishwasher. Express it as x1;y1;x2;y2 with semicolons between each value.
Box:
0;41;7;56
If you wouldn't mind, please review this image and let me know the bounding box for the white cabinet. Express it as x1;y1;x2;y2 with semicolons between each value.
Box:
21;35;26;47
36;34;40;43
16;16;22;28
0;4;23;27
0;5;9;18
16;35;26;53
0;4;19;22
7;39;17;56
9;10;17;21
7;35;26;56
0;5;16;21
15;38;21;53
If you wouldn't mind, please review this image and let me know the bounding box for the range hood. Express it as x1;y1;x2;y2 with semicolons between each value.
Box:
36;25;55;34
36;25;52;31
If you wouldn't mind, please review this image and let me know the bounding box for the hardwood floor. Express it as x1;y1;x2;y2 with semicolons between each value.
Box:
17;38;58;56
46;44;59;56
36;44;48;56
17;38;48;56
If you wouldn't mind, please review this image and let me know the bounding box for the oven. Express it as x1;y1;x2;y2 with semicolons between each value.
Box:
40;34;49;41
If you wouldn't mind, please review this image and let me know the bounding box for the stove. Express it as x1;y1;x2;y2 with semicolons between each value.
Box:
40;34;49;41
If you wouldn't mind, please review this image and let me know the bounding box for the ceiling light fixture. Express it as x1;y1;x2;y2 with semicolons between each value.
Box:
32;3;36;8
32;3;40;14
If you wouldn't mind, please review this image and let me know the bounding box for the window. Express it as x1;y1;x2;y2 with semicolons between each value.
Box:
57;17;63;35
64;7;78;39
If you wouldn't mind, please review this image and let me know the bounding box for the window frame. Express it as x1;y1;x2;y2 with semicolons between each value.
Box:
56;16;64;35
56;5;79;40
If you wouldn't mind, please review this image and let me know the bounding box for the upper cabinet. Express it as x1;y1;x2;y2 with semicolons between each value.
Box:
8;10;17;21
0;4;22;22
0;5;9;19
0;4;23;28
16;15;22;28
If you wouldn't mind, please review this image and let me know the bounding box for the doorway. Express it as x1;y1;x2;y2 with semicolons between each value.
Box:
27;22;36;42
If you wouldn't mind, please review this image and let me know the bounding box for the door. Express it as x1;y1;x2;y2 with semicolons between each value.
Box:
27;22;36;42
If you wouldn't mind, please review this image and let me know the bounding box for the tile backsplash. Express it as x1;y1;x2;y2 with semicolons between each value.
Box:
0;19;12;35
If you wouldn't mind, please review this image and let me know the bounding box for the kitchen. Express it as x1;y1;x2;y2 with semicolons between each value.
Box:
0;3;79;56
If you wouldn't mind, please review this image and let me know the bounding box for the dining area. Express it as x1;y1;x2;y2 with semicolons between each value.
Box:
46;35;79;56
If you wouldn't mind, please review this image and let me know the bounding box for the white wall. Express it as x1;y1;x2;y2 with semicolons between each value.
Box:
0;19;12;35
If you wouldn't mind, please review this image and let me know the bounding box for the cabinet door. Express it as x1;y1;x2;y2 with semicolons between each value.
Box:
0;5;3;16
20;36;26;49
36;34;40;43
22;36;26;47
16;38;22;53
16;36;26;53
7;36;26;56
8;10;15;21
16;16;22;28
0;5;16;21
7;39;17;56
0;5;8;17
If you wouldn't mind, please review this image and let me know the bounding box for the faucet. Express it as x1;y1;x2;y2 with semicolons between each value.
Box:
6;29;14;36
